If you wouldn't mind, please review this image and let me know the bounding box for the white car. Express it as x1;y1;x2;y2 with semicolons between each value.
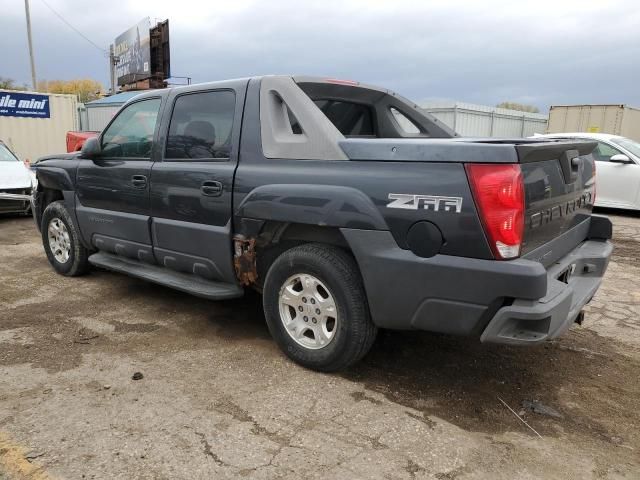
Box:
535;132;640;211
0;141;36;215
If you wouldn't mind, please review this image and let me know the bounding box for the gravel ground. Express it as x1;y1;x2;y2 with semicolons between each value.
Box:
0;211;638;479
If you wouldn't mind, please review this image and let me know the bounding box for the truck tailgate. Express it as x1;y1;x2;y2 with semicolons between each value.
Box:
515;140;597;258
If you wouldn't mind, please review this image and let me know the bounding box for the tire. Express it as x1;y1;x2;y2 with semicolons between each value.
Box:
263;243;377;372
41;200;90;276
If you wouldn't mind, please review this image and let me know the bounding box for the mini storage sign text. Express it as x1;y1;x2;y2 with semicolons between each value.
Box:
0;91;50;118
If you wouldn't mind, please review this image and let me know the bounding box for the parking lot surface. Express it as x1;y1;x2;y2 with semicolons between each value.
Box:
1;212;639;479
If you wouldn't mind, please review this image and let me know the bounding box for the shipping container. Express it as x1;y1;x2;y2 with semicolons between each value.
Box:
84;91;142;131
547;104;640;141
420;101;548;138
0;89;78;162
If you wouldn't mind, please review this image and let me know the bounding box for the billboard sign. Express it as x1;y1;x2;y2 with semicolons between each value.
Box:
115;18;151;86
0;91;50;118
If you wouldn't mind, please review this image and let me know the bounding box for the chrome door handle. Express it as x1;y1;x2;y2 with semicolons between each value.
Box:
201;181;223;197
131;175;147;188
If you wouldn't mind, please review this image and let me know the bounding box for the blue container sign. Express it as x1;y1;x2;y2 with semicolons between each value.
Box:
0;91;51;118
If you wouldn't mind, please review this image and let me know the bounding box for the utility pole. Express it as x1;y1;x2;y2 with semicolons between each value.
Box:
24;0;37;90
109;44;117;95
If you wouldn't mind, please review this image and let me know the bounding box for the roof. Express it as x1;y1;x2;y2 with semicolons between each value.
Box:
86;91;145;106
535;132;623;141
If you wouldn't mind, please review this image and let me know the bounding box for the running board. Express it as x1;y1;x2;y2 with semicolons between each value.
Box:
88;252;244;301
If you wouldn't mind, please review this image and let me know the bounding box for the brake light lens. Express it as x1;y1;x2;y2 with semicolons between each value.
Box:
325;78;359;86
465;164;525;260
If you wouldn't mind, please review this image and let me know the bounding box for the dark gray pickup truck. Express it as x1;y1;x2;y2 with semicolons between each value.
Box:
32;75;612;371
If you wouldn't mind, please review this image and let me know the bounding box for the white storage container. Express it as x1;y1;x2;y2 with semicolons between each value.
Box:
420;101;548;138
0;90;78;161
547;104;640;141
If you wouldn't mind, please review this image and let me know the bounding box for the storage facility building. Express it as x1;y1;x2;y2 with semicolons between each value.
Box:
547;104;640;142
420;101;548;138
0;89;78;161
82;91;143;132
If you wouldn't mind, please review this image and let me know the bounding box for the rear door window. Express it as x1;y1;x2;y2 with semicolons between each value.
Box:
313;100;375;137
165;90;236;160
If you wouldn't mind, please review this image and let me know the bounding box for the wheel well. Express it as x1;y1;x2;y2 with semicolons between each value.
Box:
36;187;64;226
271;222;349;248
237;221;353;290
41;187;63;206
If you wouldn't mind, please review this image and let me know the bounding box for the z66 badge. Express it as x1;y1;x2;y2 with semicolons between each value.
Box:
386;194;463;213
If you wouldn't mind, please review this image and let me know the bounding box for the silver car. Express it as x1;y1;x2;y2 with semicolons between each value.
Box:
0;141;35;215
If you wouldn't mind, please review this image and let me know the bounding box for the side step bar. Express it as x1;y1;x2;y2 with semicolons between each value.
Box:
88;252;244;301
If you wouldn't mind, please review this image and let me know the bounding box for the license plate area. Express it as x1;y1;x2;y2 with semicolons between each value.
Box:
557;263;576;284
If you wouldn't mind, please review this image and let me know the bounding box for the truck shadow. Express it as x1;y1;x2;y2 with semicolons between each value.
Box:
116;277;273;342
342;327;639;441
37;264;640;445
115;276;638;442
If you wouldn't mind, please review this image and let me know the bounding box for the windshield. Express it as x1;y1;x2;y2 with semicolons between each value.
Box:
611;137;640;158
0;143;20;162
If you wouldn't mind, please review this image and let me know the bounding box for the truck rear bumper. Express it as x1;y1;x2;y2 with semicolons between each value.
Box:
341;221;612;344
480;239;612;344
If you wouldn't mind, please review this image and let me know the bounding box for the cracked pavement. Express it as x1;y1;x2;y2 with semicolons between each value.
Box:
1;211;639;479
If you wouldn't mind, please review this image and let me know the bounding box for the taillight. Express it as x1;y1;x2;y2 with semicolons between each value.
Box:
325;78;359;86
465;164;525;260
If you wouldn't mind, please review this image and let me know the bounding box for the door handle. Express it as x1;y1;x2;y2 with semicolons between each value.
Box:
131;175;147;188
201;181;223;197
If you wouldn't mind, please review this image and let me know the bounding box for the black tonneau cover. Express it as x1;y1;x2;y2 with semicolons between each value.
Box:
339;138;596;164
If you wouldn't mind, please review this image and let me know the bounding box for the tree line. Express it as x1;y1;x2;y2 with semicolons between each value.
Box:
0;77;104;103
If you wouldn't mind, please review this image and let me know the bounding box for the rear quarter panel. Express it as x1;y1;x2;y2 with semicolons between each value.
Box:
234;157;492;259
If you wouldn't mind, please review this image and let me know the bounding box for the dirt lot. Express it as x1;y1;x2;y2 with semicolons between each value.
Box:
1;212;639;479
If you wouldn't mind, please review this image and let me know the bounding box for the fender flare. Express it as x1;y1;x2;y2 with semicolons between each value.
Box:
34;165;89;247
235;184;388;231
36;166;75;191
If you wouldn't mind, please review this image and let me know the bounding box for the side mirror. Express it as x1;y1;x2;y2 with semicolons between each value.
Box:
610;154;633;164
80;136;101;159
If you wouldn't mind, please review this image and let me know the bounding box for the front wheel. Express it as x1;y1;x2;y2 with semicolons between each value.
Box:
41;201;90;276
263;243;377;372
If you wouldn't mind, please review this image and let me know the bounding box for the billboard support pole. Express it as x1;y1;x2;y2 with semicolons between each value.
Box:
109;44;117;95
24;0;37;90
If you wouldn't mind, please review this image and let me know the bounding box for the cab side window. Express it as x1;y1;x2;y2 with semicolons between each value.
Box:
101;98;162;159
313;99;375;137
165;90;236;160
593;142;623;162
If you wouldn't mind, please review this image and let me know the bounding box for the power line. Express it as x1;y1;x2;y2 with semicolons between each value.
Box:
38;0;108;55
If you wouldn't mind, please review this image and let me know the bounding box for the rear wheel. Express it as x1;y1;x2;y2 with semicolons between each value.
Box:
263;243;377;372
41;201;90;276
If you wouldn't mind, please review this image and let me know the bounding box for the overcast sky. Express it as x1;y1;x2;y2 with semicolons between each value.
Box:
1;0;639;111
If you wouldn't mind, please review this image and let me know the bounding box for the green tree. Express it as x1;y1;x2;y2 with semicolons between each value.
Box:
0;77;27;91
496;102;540;113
